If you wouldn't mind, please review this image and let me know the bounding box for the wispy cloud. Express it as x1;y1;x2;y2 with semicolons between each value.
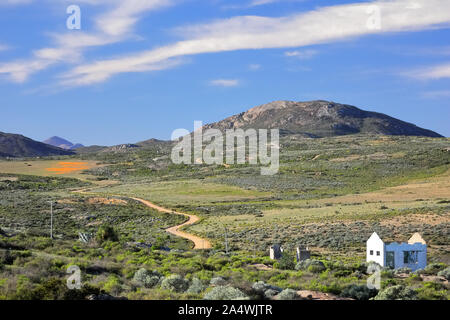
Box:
0;0;33;6
0;44;10;51
209;79;240;87
0;0;173;82
285;49;318;59
405;62;450;80
249;64;261;70
60;0;450;86
420;90;450;99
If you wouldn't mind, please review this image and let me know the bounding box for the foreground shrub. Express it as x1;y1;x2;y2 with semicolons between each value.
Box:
96;225;119;243
277;289;299;300
424;263;446;275
133;268;162;288
340;284;378;300
295;259;326;273
437;267;450;280
416;282;448;300
373;285;417;300
276;253;296;270
210;276;227;286
186;278;206;294
204;286;248;300
252;281;282;299
161;274;189;293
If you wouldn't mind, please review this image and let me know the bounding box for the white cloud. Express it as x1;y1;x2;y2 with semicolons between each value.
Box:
0;44;10;51
0;0;173;82
405;62;450;80
209;79;240;87
285;49;318;59
60;0;450;86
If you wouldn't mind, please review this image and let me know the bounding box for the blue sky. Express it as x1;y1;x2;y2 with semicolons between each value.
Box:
0;0;449;146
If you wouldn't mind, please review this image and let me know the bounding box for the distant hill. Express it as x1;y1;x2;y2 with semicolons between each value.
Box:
43;136;84;150
204;100;443;138
0;132;74;158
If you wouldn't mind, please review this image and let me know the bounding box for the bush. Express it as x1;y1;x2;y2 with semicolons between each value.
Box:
373;285;418;300
210;276;227;286
252;281;282;299
204;286;248;300
424;263;446;275
186;278;206;294
277;289;299;300
416;282;448;300
295;259;326;273
340;284;378;300
437;267;450;280
133;268;162;288
276;253;296;270
96;225;119;243
161;274;189;293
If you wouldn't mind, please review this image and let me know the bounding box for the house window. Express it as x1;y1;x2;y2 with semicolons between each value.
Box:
403;251;418;264
370;250;373;255
376;251;380;256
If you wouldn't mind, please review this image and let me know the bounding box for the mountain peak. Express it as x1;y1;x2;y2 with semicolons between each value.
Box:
43;136;84;150
204;100;443;138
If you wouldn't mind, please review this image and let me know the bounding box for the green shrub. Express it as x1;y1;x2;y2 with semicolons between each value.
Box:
204;286;248;300
424;263;446;275
277;289;299;300
295;259;326;273
96;225;119;243
186;278;206;294
416;282;448;300
276;253;296;270
210;276;227;286
161;274;189;293
252;281;282;299
437;267;450;280
133;268;162;288
340;284;378;300
373;285;418;300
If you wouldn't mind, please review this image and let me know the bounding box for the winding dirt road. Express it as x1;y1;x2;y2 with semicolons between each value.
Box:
130;197;211;250
73;188;211;249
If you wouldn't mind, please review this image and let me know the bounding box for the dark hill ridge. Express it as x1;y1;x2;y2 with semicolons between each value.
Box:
0;132;74;158
203;100;443;138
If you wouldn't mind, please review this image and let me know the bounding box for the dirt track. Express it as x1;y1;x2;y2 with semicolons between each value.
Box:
72;188;211;249
130;197;212;249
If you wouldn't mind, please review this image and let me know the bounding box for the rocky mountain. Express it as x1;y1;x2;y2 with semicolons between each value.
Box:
203;100;443;138
43;136;84;150
0;132;74;158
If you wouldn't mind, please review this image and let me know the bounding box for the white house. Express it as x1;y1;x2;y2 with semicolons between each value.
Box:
366;232;427;271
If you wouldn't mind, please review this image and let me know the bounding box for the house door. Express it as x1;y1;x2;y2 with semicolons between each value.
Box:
386;251;395;269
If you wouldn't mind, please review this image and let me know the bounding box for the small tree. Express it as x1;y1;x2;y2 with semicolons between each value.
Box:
276;253;296;270
96;224;118;243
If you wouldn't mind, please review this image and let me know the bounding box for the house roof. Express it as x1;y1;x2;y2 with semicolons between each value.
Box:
408;233;426;245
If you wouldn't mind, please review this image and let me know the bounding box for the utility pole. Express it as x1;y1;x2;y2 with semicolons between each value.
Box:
224;226;229;255
48;201;54;239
